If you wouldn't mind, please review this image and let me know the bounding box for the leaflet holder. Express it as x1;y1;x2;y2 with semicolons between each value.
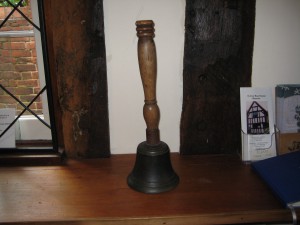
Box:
241;129;276;162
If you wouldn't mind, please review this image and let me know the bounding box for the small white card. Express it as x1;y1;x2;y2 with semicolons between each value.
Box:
240;88;276;161
0;108;16;148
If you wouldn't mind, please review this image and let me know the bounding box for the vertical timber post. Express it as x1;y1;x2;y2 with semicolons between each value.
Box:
180;0;255;155
47;0;110;158
127;20;179;194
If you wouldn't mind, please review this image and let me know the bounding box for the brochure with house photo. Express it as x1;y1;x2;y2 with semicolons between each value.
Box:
240;88;276;161
0;108;16;148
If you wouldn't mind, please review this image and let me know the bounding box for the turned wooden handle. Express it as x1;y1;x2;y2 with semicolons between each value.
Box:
136;20;160;145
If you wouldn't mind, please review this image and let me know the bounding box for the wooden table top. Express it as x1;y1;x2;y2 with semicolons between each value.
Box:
0;154;293;224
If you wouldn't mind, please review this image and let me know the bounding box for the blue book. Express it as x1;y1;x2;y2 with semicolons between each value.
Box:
251;151;300;208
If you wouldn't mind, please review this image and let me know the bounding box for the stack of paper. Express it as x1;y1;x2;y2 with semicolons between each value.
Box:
0;108;16;148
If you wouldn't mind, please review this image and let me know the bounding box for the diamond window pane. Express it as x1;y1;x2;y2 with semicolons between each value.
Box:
0;0;55;149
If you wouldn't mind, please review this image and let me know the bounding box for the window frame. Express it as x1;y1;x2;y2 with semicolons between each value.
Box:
0;0;59;157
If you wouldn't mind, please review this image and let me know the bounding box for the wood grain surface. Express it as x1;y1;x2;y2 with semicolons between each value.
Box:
0;154;293;224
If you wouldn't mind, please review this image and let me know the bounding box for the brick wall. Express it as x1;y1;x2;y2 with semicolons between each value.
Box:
0;1;43;115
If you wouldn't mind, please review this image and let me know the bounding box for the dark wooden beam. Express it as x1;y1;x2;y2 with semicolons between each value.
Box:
43;0;110;158
180;0;255;155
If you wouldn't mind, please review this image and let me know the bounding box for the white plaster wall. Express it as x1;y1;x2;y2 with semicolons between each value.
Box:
252;0;300;116
252;0;300;88
104;0;300;154
104;0;185;154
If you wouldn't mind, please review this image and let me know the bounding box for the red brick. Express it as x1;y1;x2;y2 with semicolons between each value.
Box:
21;72;32;80
20;95;39;103
35;101;43;110
12;42;26;50
20;56;37;64
31;71;39;79
11;50;31;57
0;88;5;95
16;57;35;64
0;71;12;79
28;102;37;110
3;42;25;50
19;10;32;20
14;87;33;95
0;63;14;71
6;104;17;110
0;49;11;57
0;4;43;112
29;105;43;112
0;95;15;104
27;96;36;102
0;56;16;64
25;41;36;50
13;72;22;80
0;71;21;80
0;79;9;86
33;87;41;94
1;26;11;32
0;37;8;42
31;57;37;64
31;49;37;57
2;42;11;49
11;37;31;42
15;64;36;72
5;87;16;95
9;22;19;28
17;79;38;87
0;8;5;18
11;10;23;19
17;20;29;26
8;79;18;87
